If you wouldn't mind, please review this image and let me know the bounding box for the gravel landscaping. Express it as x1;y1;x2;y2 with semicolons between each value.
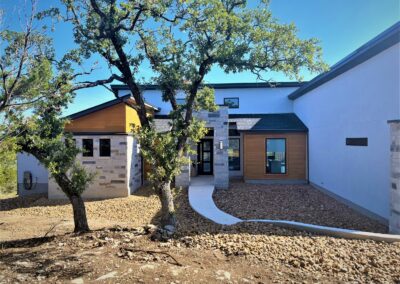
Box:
213;181;387;233
1;184;400;282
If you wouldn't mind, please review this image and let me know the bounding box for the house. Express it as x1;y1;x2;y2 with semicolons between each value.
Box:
17;22;399;230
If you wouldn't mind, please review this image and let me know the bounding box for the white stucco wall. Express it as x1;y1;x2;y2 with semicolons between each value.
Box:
293;43;400;220
17;152;49;196
118;87;297;115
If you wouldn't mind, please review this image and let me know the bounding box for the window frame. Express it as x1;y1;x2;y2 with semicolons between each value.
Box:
99;138;111;157
265;138;287;175
224;97;239;109
228;138;241;171
82;139;94;157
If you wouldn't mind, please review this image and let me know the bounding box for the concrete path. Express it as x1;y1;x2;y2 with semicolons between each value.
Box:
188;177;400;243
188;176;241;225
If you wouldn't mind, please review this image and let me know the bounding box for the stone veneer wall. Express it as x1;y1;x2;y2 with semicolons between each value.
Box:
175;107;229;189
48;135;132;199
127;136;142;193
389;120;400;233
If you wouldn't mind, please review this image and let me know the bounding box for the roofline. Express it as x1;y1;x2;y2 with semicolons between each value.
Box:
66;95;159;120
111;82;305;92
239;129;308;133
288;21;400;100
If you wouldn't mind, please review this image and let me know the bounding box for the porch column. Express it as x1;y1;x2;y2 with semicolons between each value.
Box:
213;107;229;189
389;120;400;234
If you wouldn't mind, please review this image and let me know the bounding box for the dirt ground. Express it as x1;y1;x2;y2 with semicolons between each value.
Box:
1;184;400;283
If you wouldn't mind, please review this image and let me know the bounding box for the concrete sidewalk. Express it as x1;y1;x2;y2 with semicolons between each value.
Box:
187;176;400;243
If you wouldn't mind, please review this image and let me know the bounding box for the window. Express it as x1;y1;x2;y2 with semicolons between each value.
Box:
224;97;239;108
228;138;240;171
176;98;185;105
346;137;368;146
99;139;111;157
266;138;286;174
82;139;93;157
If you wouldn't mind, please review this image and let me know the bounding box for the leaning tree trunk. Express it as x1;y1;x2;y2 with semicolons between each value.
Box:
158;180;176;228
70;194;90;233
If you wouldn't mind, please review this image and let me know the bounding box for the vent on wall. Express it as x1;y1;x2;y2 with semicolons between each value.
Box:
346;137;368;146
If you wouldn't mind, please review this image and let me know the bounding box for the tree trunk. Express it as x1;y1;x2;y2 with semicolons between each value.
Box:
159;180;176;228
70;194;90;233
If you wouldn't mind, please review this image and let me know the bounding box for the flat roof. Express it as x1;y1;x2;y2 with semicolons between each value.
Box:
111;82;305;92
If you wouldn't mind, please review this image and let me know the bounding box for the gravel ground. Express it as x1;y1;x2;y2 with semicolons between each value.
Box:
173;187;400;283
0;186;161;226
1;184;400;282
213;182;387;233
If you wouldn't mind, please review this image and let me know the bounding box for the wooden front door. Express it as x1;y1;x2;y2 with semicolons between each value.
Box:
197;139;213;175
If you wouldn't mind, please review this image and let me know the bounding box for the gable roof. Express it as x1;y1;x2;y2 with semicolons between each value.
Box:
288;21;400;100
110;82;305;92
66;95;159;120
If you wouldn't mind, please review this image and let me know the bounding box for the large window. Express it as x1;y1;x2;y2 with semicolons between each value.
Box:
266;138;286;174
228;138;240;171
99;139;111;157
82;139;93;157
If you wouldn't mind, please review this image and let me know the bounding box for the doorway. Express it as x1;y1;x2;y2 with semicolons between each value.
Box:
197;139;213;175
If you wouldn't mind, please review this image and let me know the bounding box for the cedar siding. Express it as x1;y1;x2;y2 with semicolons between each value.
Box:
243;132;307;181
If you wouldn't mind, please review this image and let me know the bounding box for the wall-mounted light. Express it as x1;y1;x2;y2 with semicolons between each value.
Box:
219;140;224;150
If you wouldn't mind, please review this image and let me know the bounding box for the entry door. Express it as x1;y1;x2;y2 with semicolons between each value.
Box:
197;139;213;175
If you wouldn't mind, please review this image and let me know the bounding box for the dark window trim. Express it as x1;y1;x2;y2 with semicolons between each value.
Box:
82;139;94;157
99;138;111;157
224;97;239;109
346;137;368;146
228;138;241;171
265;138;287;175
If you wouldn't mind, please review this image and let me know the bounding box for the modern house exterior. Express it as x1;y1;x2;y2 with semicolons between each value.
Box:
17;22;400;231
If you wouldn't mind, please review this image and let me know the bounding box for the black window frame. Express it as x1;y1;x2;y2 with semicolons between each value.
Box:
265;138;287;174
99;139;111;157
346;137;368;146
224;97;239;109
228;138;241;171
82;139;94;157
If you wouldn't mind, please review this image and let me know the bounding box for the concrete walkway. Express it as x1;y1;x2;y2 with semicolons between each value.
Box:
188;176;400;243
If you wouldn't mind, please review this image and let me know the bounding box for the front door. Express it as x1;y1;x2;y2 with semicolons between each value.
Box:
197;139;213;175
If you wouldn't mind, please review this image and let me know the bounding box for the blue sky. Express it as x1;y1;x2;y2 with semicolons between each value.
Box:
1;0;399;115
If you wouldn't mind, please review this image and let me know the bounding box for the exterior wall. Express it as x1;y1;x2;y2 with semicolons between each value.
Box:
125;104;142;132
118;87;297;115
389;121;400;233
293;43;400;219
49;135;132;199
243;132;307;181
127;136;142;193
175;107;229;189
65;103;127;133
17;152;48;196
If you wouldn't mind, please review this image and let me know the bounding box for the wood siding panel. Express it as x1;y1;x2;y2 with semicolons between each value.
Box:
125;104;141;132
66;103;127;133
244;133;307;180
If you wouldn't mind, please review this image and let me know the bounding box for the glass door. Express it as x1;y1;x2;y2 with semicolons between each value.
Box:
197;139;213;175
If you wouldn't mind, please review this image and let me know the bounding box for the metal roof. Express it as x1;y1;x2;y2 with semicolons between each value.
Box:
288;21;400;100
154;113;308;133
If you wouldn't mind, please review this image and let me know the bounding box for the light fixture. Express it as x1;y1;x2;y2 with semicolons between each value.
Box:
219;140;223;150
